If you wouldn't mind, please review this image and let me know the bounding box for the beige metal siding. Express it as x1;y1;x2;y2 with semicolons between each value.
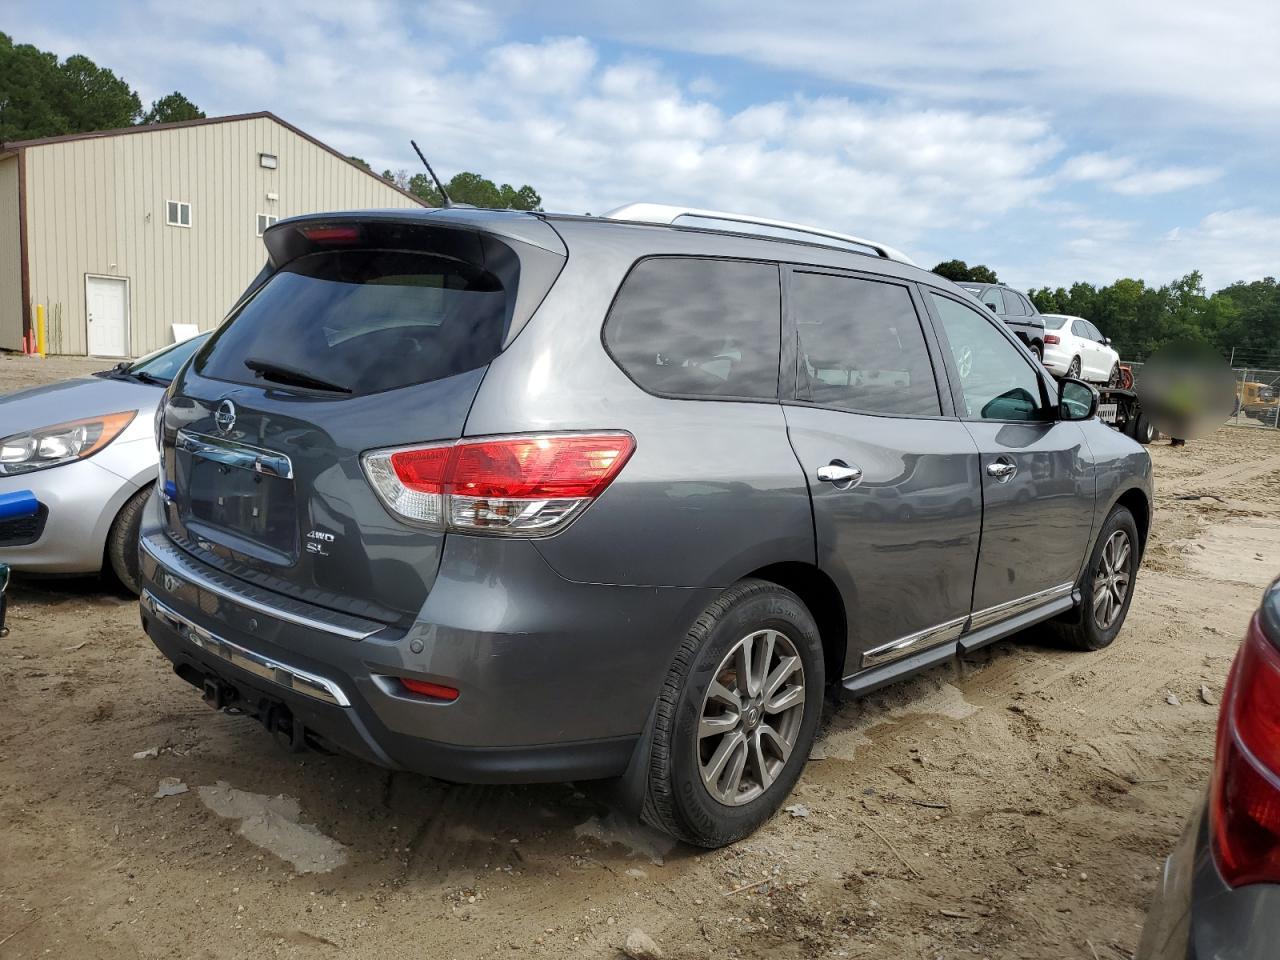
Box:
0;156;21;351
23;116;422;356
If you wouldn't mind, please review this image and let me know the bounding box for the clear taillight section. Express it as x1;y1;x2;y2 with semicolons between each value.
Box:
1211;609;1280;886
362;432;635;537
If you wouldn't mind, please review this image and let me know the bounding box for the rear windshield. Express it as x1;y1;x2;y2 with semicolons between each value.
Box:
195;250;508;396
1042;316;1069;330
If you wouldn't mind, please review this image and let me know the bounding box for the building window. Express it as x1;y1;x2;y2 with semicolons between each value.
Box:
166;201;192;228
256;214;279;236
259;153;278;169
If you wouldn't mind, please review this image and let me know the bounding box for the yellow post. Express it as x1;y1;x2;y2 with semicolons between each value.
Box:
35;304;46;357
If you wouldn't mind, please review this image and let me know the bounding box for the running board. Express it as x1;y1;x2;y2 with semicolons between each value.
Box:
840;591;1078;699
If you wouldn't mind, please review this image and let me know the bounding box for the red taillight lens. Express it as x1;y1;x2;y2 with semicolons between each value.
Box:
400;678;460;701
1211;612;1280;886
362;432;635;536
389;446;452;493
1044;334;1061;345
450;435;634;499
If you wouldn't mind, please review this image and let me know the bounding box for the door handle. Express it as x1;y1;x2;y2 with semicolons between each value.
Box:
817;462;863;486
986;460;1017;481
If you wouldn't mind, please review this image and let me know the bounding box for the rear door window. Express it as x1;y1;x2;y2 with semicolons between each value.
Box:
603;257;781;399
195;249;509;397
1003;292;1028;316
791;272;941;417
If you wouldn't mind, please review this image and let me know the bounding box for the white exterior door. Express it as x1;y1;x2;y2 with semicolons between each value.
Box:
86;275;129;357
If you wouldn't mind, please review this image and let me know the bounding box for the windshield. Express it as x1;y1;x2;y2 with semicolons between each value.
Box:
123;333;210;383
1043;316;1069;330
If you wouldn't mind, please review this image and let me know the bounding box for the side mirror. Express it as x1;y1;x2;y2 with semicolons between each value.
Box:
1102;337;1112;346
1059;377;1099;421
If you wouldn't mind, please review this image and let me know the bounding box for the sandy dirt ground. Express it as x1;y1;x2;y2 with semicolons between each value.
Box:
3;351;1278;960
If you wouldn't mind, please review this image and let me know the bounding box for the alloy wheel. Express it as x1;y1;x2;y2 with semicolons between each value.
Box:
1069;357;1081;378
1093;529;1133;630
697;629;806;806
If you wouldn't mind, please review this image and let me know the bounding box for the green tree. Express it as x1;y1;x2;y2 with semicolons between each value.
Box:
389;169;542;210
347;155;372;171
54;53;140;132
142;91;204;125
931;259;999;283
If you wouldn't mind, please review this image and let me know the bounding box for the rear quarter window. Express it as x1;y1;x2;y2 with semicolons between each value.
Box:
603;257;781;400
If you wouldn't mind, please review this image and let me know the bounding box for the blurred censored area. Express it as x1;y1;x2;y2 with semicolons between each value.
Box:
1135;343;1238;440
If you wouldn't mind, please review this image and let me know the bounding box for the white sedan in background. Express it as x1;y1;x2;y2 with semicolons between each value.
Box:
1041;314;1121;385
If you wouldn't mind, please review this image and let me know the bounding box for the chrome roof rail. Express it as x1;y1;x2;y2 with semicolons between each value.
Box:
601;202;916;265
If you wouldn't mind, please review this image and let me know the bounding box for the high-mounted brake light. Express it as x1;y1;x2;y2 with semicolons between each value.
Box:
300;225;361;244
1211;611;1280;886
1044;334;1061;345
362;433;635;536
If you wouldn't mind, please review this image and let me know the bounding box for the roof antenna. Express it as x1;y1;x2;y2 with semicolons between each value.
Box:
410;140;452;208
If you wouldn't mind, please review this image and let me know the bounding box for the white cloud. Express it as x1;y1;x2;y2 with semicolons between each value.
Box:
1060;152;1221;195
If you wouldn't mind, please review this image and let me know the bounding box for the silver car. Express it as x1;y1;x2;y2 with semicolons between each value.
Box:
0;334;208;592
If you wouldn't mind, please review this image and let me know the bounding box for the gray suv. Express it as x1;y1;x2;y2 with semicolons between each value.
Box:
140;203;1152;847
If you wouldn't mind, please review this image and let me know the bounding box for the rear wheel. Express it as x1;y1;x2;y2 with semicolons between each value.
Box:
1030;341;1044;363
1068;356;1082;378
642;579;824;847
106;487;150;594
1054;505;1139;651
1107;363;1121;388
1128;412;1156;444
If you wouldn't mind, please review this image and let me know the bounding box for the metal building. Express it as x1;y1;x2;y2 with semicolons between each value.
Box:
0;112;425;357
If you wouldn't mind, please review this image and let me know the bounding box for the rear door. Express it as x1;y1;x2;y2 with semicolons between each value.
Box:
781;267;982;674
925;290;1093;619
159;217;563;626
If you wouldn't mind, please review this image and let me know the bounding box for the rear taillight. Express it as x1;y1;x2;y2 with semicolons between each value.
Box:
362;432;635;536
1211;611;1280;886
1044;334;1061;345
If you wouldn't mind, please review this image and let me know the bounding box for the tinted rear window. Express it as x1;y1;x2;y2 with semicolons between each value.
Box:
603;257;781;400
196;250;507;396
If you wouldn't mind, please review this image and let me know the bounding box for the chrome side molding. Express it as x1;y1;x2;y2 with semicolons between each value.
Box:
968;582;1074;631
861;615;968;669
142;590;351;707
859;581;1076;670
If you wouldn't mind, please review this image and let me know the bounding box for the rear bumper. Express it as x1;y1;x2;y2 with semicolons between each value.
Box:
1137;797;1280;959
137;509;719;783
1041;345;1072;374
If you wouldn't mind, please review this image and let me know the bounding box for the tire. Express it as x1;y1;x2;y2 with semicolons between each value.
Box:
106;487;150;594
1054;505;1140;651
641;578;825;848
1068;356;1081;378
1107;364;1121;388
1030;342;1043;363
1128;412;1156;444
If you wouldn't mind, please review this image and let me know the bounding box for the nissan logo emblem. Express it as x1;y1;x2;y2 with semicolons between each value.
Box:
214;399;237;435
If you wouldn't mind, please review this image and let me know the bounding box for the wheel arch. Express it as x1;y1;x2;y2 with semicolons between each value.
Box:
740;561;848;685
1113;487;1151;559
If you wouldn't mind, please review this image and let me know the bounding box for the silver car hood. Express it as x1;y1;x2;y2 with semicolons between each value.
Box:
0;376;164;442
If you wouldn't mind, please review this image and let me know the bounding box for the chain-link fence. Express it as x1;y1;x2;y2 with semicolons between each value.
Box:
1122;360;1280;430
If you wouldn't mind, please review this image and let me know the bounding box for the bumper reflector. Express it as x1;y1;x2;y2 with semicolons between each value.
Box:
400;678;460;701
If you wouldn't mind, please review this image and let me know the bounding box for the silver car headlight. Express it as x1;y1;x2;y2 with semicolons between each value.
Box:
0;411;137;476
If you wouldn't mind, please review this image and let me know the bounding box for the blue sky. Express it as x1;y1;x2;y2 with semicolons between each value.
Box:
11;0;1280;292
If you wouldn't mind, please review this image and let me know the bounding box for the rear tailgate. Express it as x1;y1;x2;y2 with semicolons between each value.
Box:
158;214;565;627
